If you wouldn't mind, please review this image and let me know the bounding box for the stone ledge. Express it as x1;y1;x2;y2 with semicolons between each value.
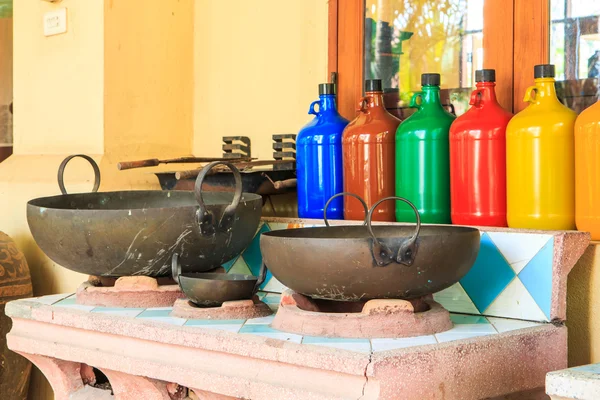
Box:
7;298;568;400
546;365;600;400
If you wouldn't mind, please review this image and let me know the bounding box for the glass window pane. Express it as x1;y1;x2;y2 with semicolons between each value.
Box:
550;0;600;113
364;0;484;118
570;0;600;18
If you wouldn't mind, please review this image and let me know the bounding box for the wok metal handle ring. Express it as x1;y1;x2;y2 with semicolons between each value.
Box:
57;154;101;195
254;263;267;293
171;253;182;285
366;197;421;267
194;161;243;235
324;192;369;226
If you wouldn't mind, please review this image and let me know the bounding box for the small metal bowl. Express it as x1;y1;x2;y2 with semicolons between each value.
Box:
172;253;265;307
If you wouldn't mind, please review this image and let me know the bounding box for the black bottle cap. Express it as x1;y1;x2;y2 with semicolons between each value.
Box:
534;64;555;78
319;83;336;95
421;73;441;86
365;79;383;92
475;69;496;82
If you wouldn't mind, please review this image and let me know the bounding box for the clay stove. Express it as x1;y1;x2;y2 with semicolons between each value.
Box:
76;275;185;308
170;296;272;320
273;290;452;338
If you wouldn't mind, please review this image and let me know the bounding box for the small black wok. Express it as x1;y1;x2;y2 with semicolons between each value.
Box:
27;155;263;277
172;253;266;307
260;194;480;301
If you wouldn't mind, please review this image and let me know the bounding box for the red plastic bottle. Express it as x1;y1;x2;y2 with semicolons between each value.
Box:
449;69;513;227
342;79;400;221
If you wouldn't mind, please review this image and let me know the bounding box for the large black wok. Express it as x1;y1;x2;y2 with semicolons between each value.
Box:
27;155;262;277
260;194;480;301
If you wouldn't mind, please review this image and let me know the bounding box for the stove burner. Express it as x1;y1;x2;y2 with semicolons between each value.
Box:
76;276;185;308
170;296;272;320
272;290;453;338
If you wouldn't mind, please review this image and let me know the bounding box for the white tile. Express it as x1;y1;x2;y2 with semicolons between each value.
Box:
144;307;173;311
487;317;544;333
245;315;275;325
433;283;480;315
263;276;288;294
444;323;497;334
371;335;437;352
487;232;553;274
34;293;74;305
484;278;548;322
435;321;497;343
435;331;496;343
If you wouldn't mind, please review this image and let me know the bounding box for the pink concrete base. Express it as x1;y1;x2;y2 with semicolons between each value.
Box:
273;290;453;338
170;297;272;320
7;299;566;399
76;276;185;308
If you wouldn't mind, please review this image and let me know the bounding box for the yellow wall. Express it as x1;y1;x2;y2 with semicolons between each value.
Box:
0;1;327;398
193;0;329;159
104;0;194;159
567;242;600;366
13;0;105;155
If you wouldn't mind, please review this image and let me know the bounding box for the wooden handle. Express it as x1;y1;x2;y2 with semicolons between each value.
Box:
272;179;297;190
176;169;203;180
117;159;160;170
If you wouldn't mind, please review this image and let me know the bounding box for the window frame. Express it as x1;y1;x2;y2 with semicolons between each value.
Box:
329;0;552;119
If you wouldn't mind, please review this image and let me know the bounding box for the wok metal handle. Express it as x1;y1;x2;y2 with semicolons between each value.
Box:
57;154;101;195
171;253;182;285
366;197;421;267
324;192;369;226
254;263;267;293
194;161;243;235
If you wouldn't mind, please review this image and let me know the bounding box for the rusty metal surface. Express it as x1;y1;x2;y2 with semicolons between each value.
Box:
27;157;263;277
260;224;480;301
154;169;296;195
27;191;262;277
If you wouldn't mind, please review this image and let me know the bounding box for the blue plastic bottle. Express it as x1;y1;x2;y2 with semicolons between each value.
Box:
296;83;349;219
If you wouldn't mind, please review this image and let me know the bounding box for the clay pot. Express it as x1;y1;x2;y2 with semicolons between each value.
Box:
0;232;32;399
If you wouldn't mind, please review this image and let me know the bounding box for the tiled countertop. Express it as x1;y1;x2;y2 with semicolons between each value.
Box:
546;363;600;400
38;292;545;354
7;293;568;399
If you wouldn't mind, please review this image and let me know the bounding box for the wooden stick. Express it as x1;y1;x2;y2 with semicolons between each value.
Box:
175;160;295;180
117;156;253;171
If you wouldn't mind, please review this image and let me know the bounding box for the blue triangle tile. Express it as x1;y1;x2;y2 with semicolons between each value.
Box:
518;238;554;320
459;233;516;313
241;223;271;277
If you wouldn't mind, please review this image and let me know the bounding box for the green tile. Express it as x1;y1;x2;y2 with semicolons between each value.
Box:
228;257;252;276
450;314;489;325
137;309;171;318
239;324;280;334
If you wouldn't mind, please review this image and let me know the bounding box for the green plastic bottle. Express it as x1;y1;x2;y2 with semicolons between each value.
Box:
396;73;455;223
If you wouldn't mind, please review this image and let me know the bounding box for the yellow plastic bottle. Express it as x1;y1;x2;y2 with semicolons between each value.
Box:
506;64;576;230
575;99;600;240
